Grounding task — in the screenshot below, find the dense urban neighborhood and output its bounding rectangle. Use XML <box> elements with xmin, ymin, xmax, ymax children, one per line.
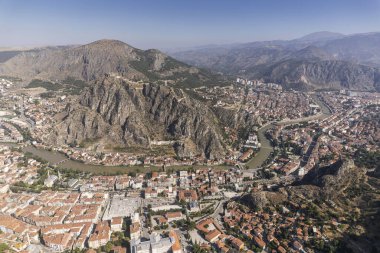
<box><xmin>0</xmin><ymin>73</ymin><xmax>379</xmax><ymax>253</ymax></box>
<box><xmin>2</xmin><ymin>0</ymin><xmax>380</xmax><ymax>252</ymax></box>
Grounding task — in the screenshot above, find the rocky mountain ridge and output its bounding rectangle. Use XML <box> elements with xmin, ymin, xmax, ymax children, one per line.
<box><xmin>49</xmin><ymin>76</ymin><xmax>226</xmax><ymax>159</ymax></box>
<box><xmin>241</xmin><ymin>160</ymin><xmax>366</xmax><ymax>209</ymax></box>
<box><xmin>0</xmin><ymin>39</ymin><xmax>226</xmax><ymax>88</ymax></box>
<box><xmin>172</xmin><ymin>32</ymin><xmax>380</xmax><ymax>91</ymax></box>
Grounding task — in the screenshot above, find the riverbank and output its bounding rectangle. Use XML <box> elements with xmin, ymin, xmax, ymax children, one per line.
<box><xmin>15</xmin><ymin>93</ymin><xmax>332</xmax><ymax>174</ymax></box>
<box><xmin>21</xmin><ymin>146</ymin><xmax>230</xmax><ymax>175</ymax></box>
<box><xmin>245</xmin><ymin>124</ymin><xmax>274</xmax><ymax>169</ymax></box>
<box><xmin>245</xmin><ymin>93</ymin><xmax>332</xmax><ymax>169</ymax></box>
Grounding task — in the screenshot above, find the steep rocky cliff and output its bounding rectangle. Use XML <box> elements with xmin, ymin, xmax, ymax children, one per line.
<box><xmin>241</xmin><ymin>160</ymin><xmax>368</xmax><ymax>209</ymax></box>
<box><xmin>50</xmin><ymin>76</ymin><xmax>226</xmax><ymax>159</ymax></box>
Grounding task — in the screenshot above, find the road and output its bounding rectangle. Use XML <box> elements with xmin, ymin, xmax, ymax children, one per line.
<box><xmin>300</xmin><ymin>134</ymin><xmax>320</xmax><ymax>167</ymax></box>
<box><xmin>188</xmin><ymin>198</ymin><xmax>227</xmax><ymax>249</ymax></box>
<box><xmin>100</xmin><ymin>195</ymin><xmax>111</xmax><ymax>221</ymax></box>
<box><xmin>300</xmin><ymin>104</ymin><xmax>359</xmax><ymax>168</ymax></box>
<box><xmin>245</xmin><ymin>93</ymin><xmax>332</xmax><ymax>169</ymax></box>
<box><xmin>20</xmin><ymin>96</ymin><xmax>35</xmax><ymax>130</ymax></box>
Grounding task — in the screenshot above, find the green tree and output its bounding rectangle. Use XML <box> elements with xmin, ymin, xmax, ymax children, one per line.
<box><xmin>0</xmin><ymin>243</ymin><xmax>10</xmax><ymax>253</ymax></box>
<box><xmin>104</xmin><ymin>241</ymin><xmax>114</xmax><ymax>252</ymax></box>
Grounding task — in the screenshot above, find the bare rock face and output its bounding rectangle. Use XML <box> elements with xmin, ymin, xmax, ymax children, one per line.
<box><xmin>241</xmin><ymin>191</ymin><xmax>288</xmax><ymax>210</ymax></box>
<box><xmin>50</xmin><ymin>76</ymin><xmax>226</xmax><ymax>159</ymax></box>
<box><xmin>298</xmin><ymin>159</ymin><xmax>367</xmax><ymax>200</ymax></box>
<box><xmin>316</xmin><ymin>160</ymin><xmax>367</xmax><ymax>200</ymax></box>
<box><xmin>241</xmin><ymin>160</ymin><xmax>366</xmax><ymax>210</ymax></box>
<box><xmin>213</xmin><ymin>106</ymin><xmax>260</xmax><ymax>131</ymax></box>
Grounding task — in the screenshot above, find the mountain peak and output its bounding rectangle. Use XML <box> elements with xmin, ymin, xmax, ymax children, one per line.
<box><xmin>297</xmin><ymin>31</ymin><xmax>345</xmax><ymax>42</ymax></box>
<box><xmin>0</xmin><ymin>38</ymin><xmax>224</xmax><ymax>87</ymax></box>
<box><xmin>85</xmin><ymin>39</ymin><xmax>135</xmax><ymax>49</ymax></box>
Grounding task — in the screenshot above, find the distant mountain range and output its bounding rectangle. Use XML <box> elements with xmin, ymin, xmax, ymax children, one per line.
<box><xmin>0</xmin><ymin>35</ymin><xmax>378</xmax><ymax>157</ymax></box>
<box><xmin>2</xmin><ymin>32</ymin><xmax>380</xmax><ymax>91</ymax></box>
<box><xmin>0</xmin><ymin>46</ymin><xmax>77</xmax><ymax>63</ymax></box>
<box><xmin>171</xmin><ymin>32</ymin><xmax>380</xmax><ymax>91</ymax></box>
<box><xmin>0</xmin><ymin>39</ymin><xmax>227</xmax><ymax>88</ymax></box>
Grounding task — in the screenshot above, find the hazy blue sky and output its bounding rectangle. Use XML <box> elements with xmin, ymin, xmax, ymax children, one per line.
<box><xmin>0</xmin><ymin>0</ymin><xmax>379</xmax><ymax>49</ymax></box>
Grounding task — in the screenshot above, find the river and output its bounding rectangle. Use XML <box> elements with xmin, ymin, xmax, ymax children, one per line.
<box><xmin>19</xmin><ymin>93</ymin><xmax>332</xmax><ymax>173</ymax></box>
<box><xmin>22</xmin><ymin>146</ymin><xmax>147</xmax><ymax>174</ymax></box>
<box><xmin>245</xmin><ymin>93</ymin><xmax>332</xmax><ymax>169</ymax></box>
<box><xmin>21</xmin><ymin>146</ymin><xmax>230</xmax><ymax>174</ymax></box>
<box><xmin>245</xmin><ymin>124</ymin><xmax>274</xmax><ymax>169</ymax></box>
